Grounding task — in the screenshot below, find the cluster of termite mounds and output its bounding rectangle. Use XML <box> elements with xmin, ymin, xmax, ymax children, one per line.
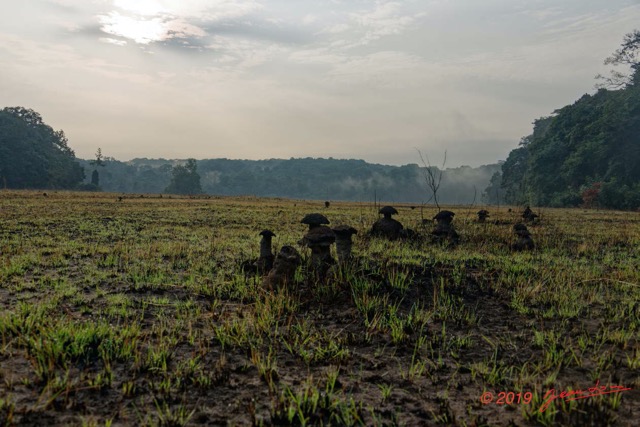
<box><xmin>248</xmin><ymin>204</ymin><xmax>539</xmax><ymax>288</ymax></box>
<box><xmin>257</xmin><ymin>213</ymin><xmax>360</xmax><ymax>288</ymax></box>
<box><xmin>366</xmin><ymin>204</ymin><xmax>537</xmax><ymax>250</ymax></box>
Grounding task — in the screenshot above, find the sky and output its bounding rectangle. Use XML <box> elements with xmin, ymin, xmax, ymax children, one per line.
<box><xmin>1</xmin><ymin>0</ymin><xmax>639</xmax><ymax>167</ymax></box>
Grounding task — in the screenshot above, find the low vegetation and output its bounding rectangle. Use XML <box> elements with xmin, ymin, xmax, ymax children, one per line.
<box><xmin>0</xmin><ymin>191</ymin><xmax>638</xmax><ymax>426</ymax></box>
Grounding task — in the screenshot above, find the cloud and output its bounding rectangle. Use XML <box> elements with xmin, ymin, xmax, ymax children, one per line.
<box><xmin>99</xmin><ymin>37</ymin><xmax>127</xmax><ymax>46</ymax></box>
<box><xmin>518</xmin><ymin>6</ymin><xmax>563</xmax><ymax>21</ymax></box>
<box><xmin>43</xmin><ymin>0</ymin><xmax>82</xmax><ymax>11</ymax></box>
<box><xmin>325</xmin><ymin>51</ymin><xmax>431</xmax><ymax>88</ymax></box>
<box><xmin>352</xmin><ymin>1</ymin><xmax>417</xmax><ymax>41</ymax></box>
<box><xmin>322</xmin><ymin>23</ymin><xmax>350</xmax><ymax>35</ymax></box>
<box><xmin>206</xmin><ymin>36</ymin><xmax>289</xmax><ymax>68</ymax></box>
<box><xmin>111</xmin><ymin>0</ymin><xmax>262</xmax><ymax>20</ymax></box>
<box><xmin>327</xmin><ymin>1</ymin><xmax>423</xmax><ymax>49</ymax></box>
<box><xmin>197</xmin><ymin>19</ymin><xmax>315</xmax><ymax>46</ymax></box>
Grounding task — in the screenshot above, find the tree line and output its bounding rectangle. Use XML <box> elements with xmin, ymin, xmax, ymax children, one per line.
<box><xmin>75</xmin><ymin>156</ymin><xmax>500</xmax><ymax>204</ymax></box>
<box><xmin>0</xmin><ymin>105</ymin><xmax>499</xmax><ymax>203</ymax></box>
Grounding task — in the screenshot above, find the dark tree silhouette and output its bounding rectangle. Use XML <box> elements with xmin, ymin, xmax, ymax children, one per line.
<box><xmin>165</xmin><ymin>159</ymin><xmax>202</xmax><ymax>195</ymax></box>
<box><xmin>0</xmin><ymin>107</ymin><xmax>84</xmax><ymax>189</ymax></box>
<box><xmin>89</xmin><ymin>148</ymin><xmax>106</xmax><ymax>188</ymax></box>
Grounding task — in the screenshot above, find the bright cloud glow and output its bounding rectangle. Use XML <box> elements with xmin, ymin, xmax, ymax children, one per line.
<box><xmin>98</xmin><ymin>11</ymin><xmax>207</xmax><ymax>45</ymax></box>
<box><xmin>99</xmin><ymin>12</ymin><xmax>167</xmax><ymax>44</ymax></box>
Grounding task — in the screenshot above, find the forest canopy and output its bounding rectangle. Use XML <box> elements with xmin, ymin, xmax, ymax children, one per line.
<box><xmin>490</xmin><ymin>31</ymin><xmax>640</xmax><ymax>210</ymax></box>
<box><xmin>0</xmin><ymin>107</ymin><xmax>84</xmax><ymax>189</ymax></box>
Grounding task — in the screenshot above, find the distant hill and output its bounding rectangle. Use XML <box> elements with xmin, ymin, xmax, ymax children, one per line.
<box><xmin>77</xmin><ymin>157</ymin><xmax>501</xmax><ymax>205</ymax></box>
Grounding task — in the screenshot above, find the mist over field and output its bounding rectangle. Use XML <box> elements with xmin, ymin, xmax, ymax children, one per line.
<box><xmin>74</xmin><ymin>157</ymin><xmax>502</xmax><ymax>205</ymax></box>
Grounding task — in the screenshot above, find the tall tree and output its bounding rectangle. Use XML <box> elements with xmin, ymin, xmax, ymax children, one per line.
<box><xmin>165</xmin><ymin>159</ymin><xmax>202</xmax><ymax>195</ymax></box>
<box><xmin>89</xmin><ymin>147</ymin><xmax>106</xmax><ymax>188</ymax></box>
<box><xmin>0</xmin><ymin>107</ymin><xmax>84</xmax><ymax>189</ymax></box>
<box><xmin>482</xmin><ymin>168</ymin><xmax>503</xmax><ymax>205</ymax></box>
<box><xmin>596</xmin><ymin>29</ymin><xmax>640</xmax><ymax>89</ymax></box>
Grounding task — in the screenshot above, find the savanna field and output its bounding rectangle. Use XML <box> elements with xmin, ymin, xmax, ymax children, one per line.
<box><xmin>0</xmin><ymin>191</ymin><xmax>638</xmax><ymax>426</ymax></box>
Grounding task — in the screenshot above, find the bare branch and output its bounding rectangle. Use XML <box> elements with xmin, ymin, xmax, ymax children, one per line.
<box><xmin>415</xmin><ymin>148</ymin><xmax>447</xmax><ymax>211</ymax></box>
<box><xmin>595</xmin><ymin>70</ymin><xmax>632</xmax><ymax>90</ymax></box>
<box><xmin>596</xmin><ymin>29</ymin><xmax>640</xmax><ymax>89</ymax></box>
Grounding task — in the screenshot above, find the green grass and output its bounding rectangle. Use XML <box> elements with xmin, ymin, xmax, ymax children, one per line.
<box><xmin>0</xmin><ymin>190</ymin><xmax>638</xmax><ymax>426</ymax></box>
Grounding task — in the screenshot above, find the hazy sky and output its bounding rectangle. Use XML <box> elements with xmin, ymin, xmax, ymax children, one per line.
<box><xmin>1</xmin><ymin>1</ymin><xmax>638</xmax><ymax>166</ymax></box>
